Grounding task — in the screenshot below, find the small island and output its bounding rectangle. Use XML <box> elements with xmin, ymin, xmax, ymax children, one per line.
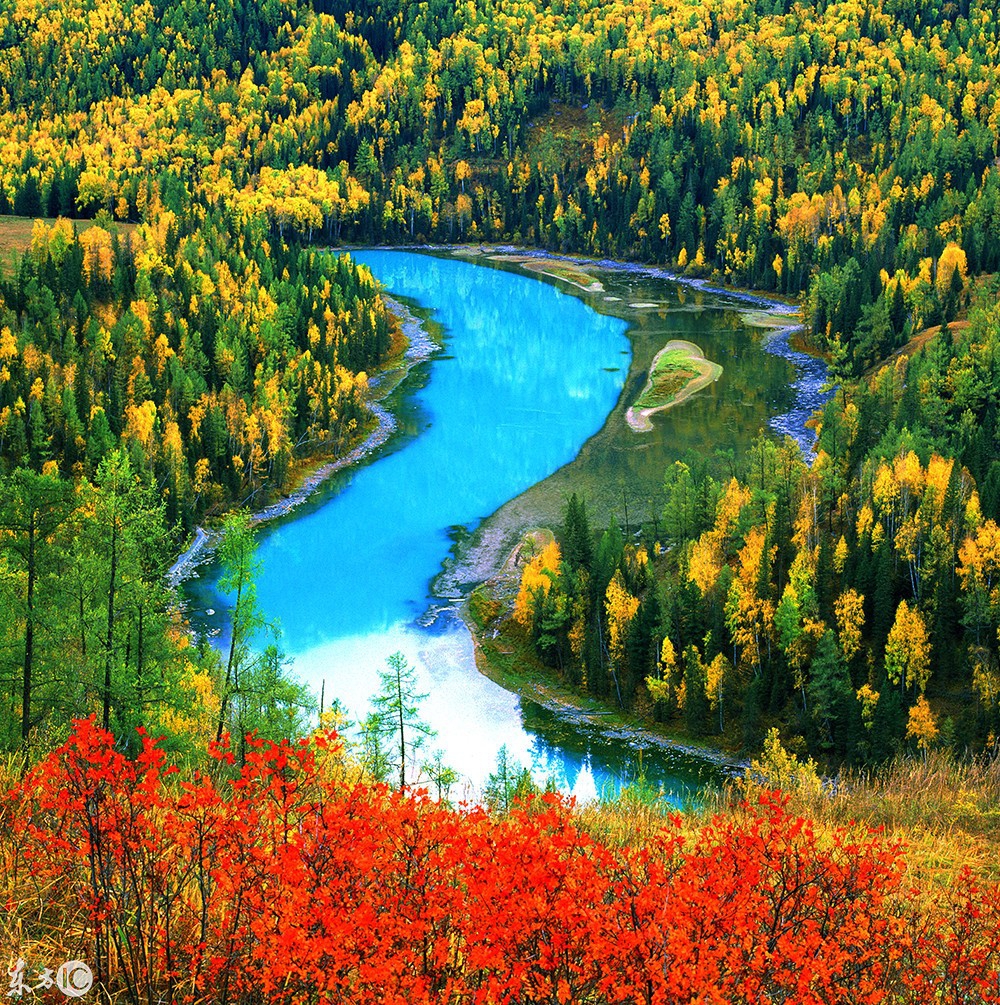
<box><xmin>477</xmin><ymin>251</ymin><xmax>606</xmax><ymax>292</ymax></box>
<box><xmin>626</xmin><ymin>339</ymin><xmax>723</xmax><ymax>431</ymax></box>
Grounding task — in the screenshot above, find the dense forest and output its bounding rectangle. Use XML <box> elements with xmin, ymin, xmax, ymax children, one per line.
<box><xmin>0</xmin><ymin>0</ymin><xmax>999</xmax><ymax>764</ymax></box>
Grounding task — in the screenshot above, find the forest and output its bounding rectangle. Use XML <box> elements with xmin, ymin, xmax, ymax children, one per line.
<box><xmin>0</xmin><ymin>0</ymin><xmax>998</xmax><ymax>763</ymax></box>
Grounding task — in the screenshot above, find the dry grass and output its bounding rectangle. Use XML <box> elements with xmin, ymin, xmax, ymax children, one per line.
<box><xmin>574</xmin><ymin>787</ymin><xmax>688</xmax><ymax>849</ymax></box>
<box><xmin>802</xmin><ymin>751</ymin><xmax>1000</xmax><ymax>886</ymax></box>
<box><xmin>0</xmin><ymin>216</ymin><xmax>43</xmax><ymax>257</ymax></box>
<box><xmin>825</xmin><ymin>751</ymin><xmax>1000</xmax><ymax>835</ymax></box>
<box><xmin>575</xmin><ymin>749</ymin><xmax>1000</xmax><ymax>894</ymax></box>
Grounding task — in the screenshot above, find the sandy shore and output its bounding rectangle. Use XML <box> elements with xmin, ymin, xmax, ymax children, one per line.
<box><xmin>483</xmin><ymin>253</ymin><xmax>606</xmax><ymax>292</ymax></box>
<box><xmin>166</xmin><ymin>296</ymin><xmax>436</xmax><ymax>589</ymax></box>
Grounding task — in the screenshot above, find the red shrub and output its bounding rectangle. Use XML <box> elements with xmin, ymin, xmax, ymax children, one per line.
<box><xmin>2</xmin><ymin>719</ymin><xmax>999</xmax><ymax>1005</ymax></box>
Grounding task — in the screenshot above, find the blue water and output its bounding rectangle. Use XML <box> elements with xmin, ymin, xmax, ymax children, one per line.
<box><xmin>185</xmin><ymin>251</ymin><xmax>723</xmax><ymax>801</ymax></box>
<box><xmin>256</xmin><ymin>251</ymin><xmax>629</xmax><ymax>645</ymax></box>
<box><xmin>764</xmin><ymin>325</ymin><xmax>834</xmax><ymax>453</ymax></box>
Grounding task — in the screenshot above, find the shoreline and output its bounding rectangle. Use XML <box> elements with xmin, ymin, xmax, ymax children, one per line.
<box><xmin>464</xmin><ymin>529</ymin><xmax>744</xmax><ymax>775</ymax></box>
<box><xmin>166</xmin><ymin>296</ymin><xmax>436</xmax><ymax>590</ymax></box>
<box><xmin>760</xmin><ymin>322</ymin><xmax>833</xmax><ymax>456</ymax></box>
<box><xmin>170</xmin><ymin>243</ymin><xmax>807</xmax><ymax>594</ymax></box>
<box><xmin>346</xmin><ymin>242</ymin><xmax>804</xmax><ymax>317</ymax></box>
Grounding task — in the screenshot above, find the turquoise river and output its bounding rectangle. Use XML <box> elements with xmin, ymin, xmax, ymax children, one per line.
<box><xmin>183</xmin><ymin>250</ymin><xmax>828</xmax><ymax>803</ymax></box>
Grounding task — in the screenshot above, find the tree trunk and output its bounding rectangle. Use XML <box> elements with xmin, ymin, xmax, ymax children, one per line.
<box><xmin>102</xmin><ymin>514</ymin><xmax>118</xmax><ymax>732</ymax></box>
<box><xmin>396</xmin><ymin>660</ymin><xmax>406</xmax><ymax>790</ymax></box>
<box><xmin>216</xmin><ymin>561</ymin><xmax>244</xmax><ymax>743</ymax></box>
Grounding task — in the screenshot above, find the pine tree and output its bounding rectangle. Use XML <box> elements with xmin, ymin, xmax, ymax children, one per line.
<box><xmin>371</xmin><ymin>651</ymin><xmax>435</xmax><ymax>790</ymax></box>
<box><xmin>561</xmin><ymin>493</ymin><xmax>592</xmax><ymax>571</ymax></box>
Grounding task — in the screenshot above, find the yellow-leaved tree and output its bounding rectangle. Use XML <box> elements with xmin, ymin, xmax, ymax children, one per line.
<box><xmin>605</xmin><ymin>570</ymin><xmax>639</xmax><ymax>707</ymax></box>
<box><xmin>513</xmin><ymin>539</ymin><xmax>561</xmax><ymax>629</ymax></box>
<box><xmin>646</xmin><ymin>636</ymin><xmax>678</xmax><ymax>705</ymax></box>
<box><xmin>834</xmin><ymin>588</ymin><xmax>865</xmax><ymax>663</ymax></box>
<box><xmin>885</xmin><ymin>599</ymin><xmax>931</xmax><ymax>693</ymax></box>
<box><xmin>906</xmin><ymin>695</ymin><xmax>939</xmax><ymax>758</ymax></box>
<box><xmin>741</xmin><ymin>727</ymin><xmax>822</xmax><ymax>800</ymax></box>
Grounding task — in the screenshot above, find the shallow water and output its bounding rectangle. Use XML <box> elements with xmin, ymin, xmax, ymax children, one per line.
<box><xmin>184</xmin><ymin>251</ymin><xmax>825</xmax><ymax>800</ymax></box>
<box><xmin>764</xmin><ymin>326</ymin><xmax>833</xmax><ymax>453</ymax></box>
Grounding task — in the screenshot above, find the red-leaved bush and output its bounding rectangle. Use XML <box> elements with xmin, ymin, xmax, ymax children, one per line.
<box><xmin>2</xmin><ymin>717</ymin><xmax>999</xmax><ymax>1003</ymax></box>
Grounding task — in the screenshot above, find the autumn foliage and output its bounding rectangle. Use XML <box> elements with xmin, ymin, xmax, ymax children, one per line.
<box><xmin>3</xmin><ymin>718</ymin><xmax>1000</xmax><ymax>1003</ymax></box>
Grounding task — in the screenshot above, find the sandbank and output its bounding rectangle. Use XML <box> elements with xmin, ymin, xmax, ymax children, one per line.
<box><xmin>626</xmin><ymin>339</ymin><xmax>723</xmax><ymax>432</ymax></box>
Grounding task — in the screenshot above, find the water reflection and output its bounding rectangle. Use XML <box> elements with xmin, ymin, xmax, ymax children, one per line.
<box><xmin>518</xmin><ymin>703</ymin><xmax>717</xmax><ymax>808</ymax></box>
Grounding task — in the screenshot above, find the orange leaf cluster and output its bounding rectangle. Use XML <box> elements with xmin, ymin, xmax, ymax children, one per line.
<box><xmin>3</xmin><ymin>718</ymin><xmax>1000</xmax><ymax>1003</ymax></box>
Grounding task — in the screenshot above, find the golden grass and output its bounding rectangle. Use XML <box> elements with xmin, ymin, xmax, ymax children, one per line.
<box><xmin>0</xmin><ymin>216</ymin><xmax>43</xmax><ymax>257</ymax></box>
<box><xmin>579</xmin><ymin>748</ymin><xmax>1000</xmax><ymax>896</ymax></box>
<box><xmin>796</xmin><ymin>751</ymin><xmax>1000</xmax><ymax>886</ymax></box>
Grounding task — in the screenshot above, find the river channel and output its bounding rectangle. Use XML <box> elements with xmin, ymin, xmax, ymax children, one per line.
<box><xmin>181</xmin><ymin>250</ymin><xmax>830</xmax><ymax>803</ymax></box>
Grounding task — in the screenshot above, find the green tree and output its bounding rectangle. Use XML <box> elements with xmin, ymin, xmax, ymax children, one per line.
<box><xmin>211</xmin><ymin>513</ymin><xmax>310</xmax><ymax>759</ymax></box>
<box><xmin>0</xmin><ymin>469</ymin><xmax>74</xmax><ymax>753</ymax></box>
<box><xmin>808</xmin><ymin>629</ymin><xmax>854</xmax><ymax>753</ymax></box>
<box><xmin>483</xmin><ymin>743</ymin><xmax>539</xmax><ymax>813</ymax></box>
<box><xmin>234</xmin><ymin>644</ymin><xmax>314</xmax><ymax>747</ymax></box>
<box><xmin>561</xmin><ymin>492</ymin><xmax>592</xmax><ymax>571</ymax></box>
<box><xmin>683</xmin><ymin>644</ymin><xmax>710</xmax><ymax>737</ymax></box>
<box><xmin>422</xmin><ymin>749</ymin><xmax>459</xmax><ymax>803</ymax></box>
<box><xmin>370</xmin><ymin>650</ymin><xmax>434</xmax><ymax>790</ymax></box>
<box><xmin>360</xmin><ymin>710</ymin><xmax>392</xmax><ymax>784</ymax></box>
<box><xmin>662</xmin><ymin>461</ymin><xmax>700</xmax><ymax>547</ymax></box>
<box><xmin>88</xmin><ymin>450</ymin><xmax>174</xmax><ymax>736</ymax></box>
<box><xmin>215</xmin><ymin>511</ymin><xmax>271</xmax><ymax>755</ymax></box>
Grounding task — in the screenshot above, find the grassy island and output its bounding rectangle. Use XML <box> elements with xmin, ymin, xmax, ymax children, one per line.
<box><xmin>626</xmin><ymin>339</ymin><xmax>723</xmax><ymax>431</ymax></box>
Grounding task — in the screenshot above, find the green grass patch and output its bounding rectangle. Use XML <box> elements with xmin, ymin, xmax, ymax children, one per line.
<box><xmin>634</xmin><ymin>347</ymin><xmax>699</xmax><ymax>409</ymax></box>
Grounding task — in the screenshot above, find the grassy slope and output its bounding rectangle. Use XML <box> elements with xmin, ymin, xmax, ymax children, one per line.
<box><xmin>578</xmin><ymin>749</ymin><xmax>1000</xmax><ymax>894</ymax></box>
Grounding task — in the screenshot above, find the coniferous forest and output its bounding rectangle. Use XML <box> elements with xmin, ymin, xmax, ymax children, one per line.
<box><xmin>3</xmin><ymin>0</ymin><xmax>1000</xmax><ymax>999</ymax></box>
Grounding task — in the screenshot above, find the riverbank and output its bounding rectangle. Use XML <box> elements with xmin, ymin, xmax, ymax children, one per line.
<box><xmin>420</xmin><ymin>248</ymin><xmax>825</xmax><ymax>773</ymax></box>
<box><xmin>465</xmin><ymin>527</ymin><xmax>743</xmax><ymax>773</ymax></box>
<box><xmin>430</xmin><ymin>247</ymin><xmax>818</xmax><ymax>600</ymax></box>
<box><xmin>166</xmin><ymin>295</ymin><xmax>437</xmax><ymax>590</ymax></box>
<box><xmin>484</xmin><ymin>252</ymin><xmax>606</xmax><ymax>293</ymax></box>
